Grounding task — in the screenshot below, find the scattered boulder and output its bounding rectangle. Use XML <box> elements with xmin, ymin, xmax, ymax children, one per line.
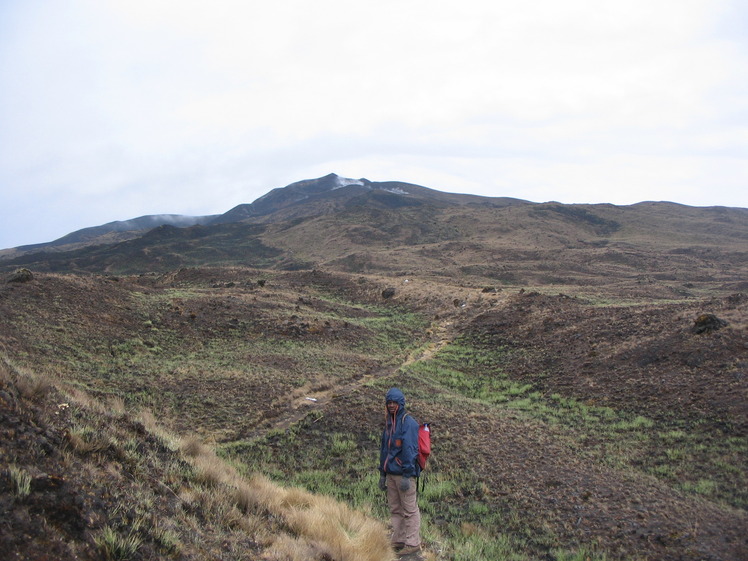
<box><xmin>7</xmin><ymin>268</ymin><xmax>33</xmax><ymax>283</ymax></box>
<box><xmin>382</xmin><ymin>287</ymin><xmax>396</xmax><ymax>299</ymax></box>
<box><xmin>691</xmin><ymin>313</ymin><xmax>728</xmax><ymax>334</ymax></box>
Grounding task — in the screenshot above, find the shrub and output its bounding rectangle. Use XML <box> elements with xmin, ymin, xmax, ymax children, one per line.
<box><xmin>94</xmin><ymin>526</ymin><xmax>142</xmax><ymax>561</ymax></box>
<box><xmin>9</xmin><ymin>465</ymin><xmax>31</xmax><ymax>498</ymax></box>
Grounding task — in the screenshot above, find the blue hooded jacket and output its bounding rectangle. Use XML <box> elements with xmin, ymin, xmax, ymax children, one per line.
<box><xmin>379</xmin><ymin>388</ymin><xmax>420</xmax><ymax>478</ymax></box>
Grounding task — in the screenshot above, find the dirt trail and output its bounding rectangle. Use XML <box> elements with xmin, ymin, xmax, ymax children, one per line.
<box><xmin>242</xmin><ymin>317</ymin><xmax>458</xmax><ymax>444</ymax></box>
<box><xmin>402</xmin><ymin>320</ymin><xmax>455</xmax><ymax>367</ymax></box>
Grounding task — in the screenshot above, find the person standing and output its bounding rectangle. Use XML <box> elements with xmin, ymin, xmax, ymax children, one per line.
<box><xmin>378</xmin><ymin>387</ymin><xmax>421</xmax><ymax>556</ymax></box>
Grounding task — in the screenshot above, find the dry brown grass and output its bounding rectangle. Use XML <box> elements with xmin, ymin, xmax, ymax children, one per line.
<box><xmin>191</xmin><ymin>452</ymin><xmax>229</xmax><ymax>488</ymax></box>
<box><xmin>283</xmin><ymin>492</ymin><xmax>393</xmax><ymax>561</ymax></box>
<box><xmin>236</xmin><ymin>473</ymin><xmax>393</xmax><ymax>561</ymax></box>
<box><xmin>177</xmin><ymin>435</ymin><xmax>393</xmax><ymax>561</ymax></box>
<box><xmin>15</xmin><ymin>372</ymin><xmax>53</xmax><ymax>401</ymax></box>
<box><xmin>107</xmin><ymin>396</ymin><xmax>126</xmax><ymax>416</ymax></box>
<box><xmin>180</xmin><ymin>435</ymin><xmax>214</xmax><ymax>458</ymax></box>
<box><xmin>263</xmin><ymin>534</ymin><xmax>326</xmax><ymax>561</ymax></box>
<box><xmin>0</xmin><ymin>354</ymin><xmax>54</xmax><ymax>401</ymax></box>
<box><xmin>65</xmin><ymin>425</ymin><xmax>110</xmax><ymax>455</ymax></box>
<box><xmin>1</xmin><ymin>352</ymin><xmax>394</xmax><ymax>561</ymax></box>
<box><xmin>65</xmin><ymin>386</ymin><xmax>106</xmax><ymax>413</ymax></box>
<box><xmin>137</xmin><ymin>408</ymin><xmax>181</xmax><ymax>451</ymax></box>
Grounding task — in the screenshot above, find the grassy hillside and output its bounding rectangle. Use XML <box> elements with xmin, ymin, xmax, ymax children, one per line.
<box><xmin>2</xmin><ymin>267</ymin><xmax>745</xmax><ymax>560</ymax></box>
<box><xmin>1</xmin><ymin>357</ymin><xmax>392</xmax><ymax>561</ymax></box>
<box><xmin>3</xmin><ymin>202</ymin><xmax>747</xmax><ymax>305</ymax></box>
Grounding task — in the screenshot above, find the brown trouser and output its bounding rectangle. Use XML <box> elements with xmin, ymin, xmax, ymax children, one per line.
<box><xmin>386</xmin><ymin>474</ymin><xmax>421</xmax><ymax>548</ymax></box>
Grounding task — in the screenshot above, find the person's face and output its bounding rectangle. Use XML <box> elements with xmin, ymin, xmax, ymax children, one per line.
<box><xmin>386</xmin><ymin>400</ymin><xmax>398</xmax><ymax>414</ymax></box>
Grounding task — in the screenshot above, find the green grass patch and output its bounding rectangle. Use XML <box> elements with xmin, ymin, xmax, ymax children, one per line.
<box><xmin>402</xmin><ymin>339</ymin><xmax>747</xmax><ymax>509</ymax></box>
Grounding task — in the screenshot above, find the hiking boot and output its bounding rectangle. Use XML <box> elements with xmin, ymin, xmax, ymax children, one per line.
<box><xmin>391</xmin><ymin>542</ymin><xmax>405</xmax><ymax>552</ymax></box>
<box><xmin>397</xmin><ymin>544</ymin><xmax>421</xmax><ymax>556</ymax></box>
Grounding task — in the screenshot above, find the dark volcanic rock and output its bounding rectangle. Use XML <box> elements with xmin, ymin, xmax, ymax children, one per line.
<box><xmin>7</xmin><ymin>268</ymin><xmax>33</xmax><ymax>283</ymax></box>
<box><xmin>691</xmin><ymin>313</ymin><xmax>728</xmax><ymax>334</ymax></box>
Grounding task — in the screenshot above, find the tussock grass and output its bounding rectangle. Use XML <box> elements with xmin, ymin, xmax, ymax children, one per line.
<box><xmin>9</xmin><ymin>464</ymin><xmax>32</xmax><ymax>498</ymax></box>
<box><xmin>107</xmin><ymin>395</ymin><xmax>126</xmax><ymax>415</ymax></box>
<box><xmin>195</xmin><ymin>433</ymin><xmax>395</xmax><ymax>559</ymax></box>
<box><xmin>180</xmin><ymin>433</ymin><xmax>393</xmax><ymax>561</ymax></box>
<box><xmin>94</xmin><ymin>525</ymin><xmax>142</xmax><ymax>561</ymax></box>
<box><xmin>150</xmin><ymin>523</ymin><xmax>181</xmax><ymax>555</ymax></box>
<box><xmin>65</xmin><ymin>385</ymin><xmax>108</xmax><ymax>413</ymax></box>
<box><xmin>65</xmin><ymin>423</ymin><xmax>111</xmax><ymax>454</ymax></box>
<box><xmin>136</xmin><ymin>408</ymin><xmax>181</xmax><ymax>451</ymax></box>
<box><xmin>2</xmin><ymin>354</ymin><xmax>395</xmax><ymax>561</ymax></box>
<box><xmin>285</xmin><ymin>494</ymin><xmax>392</xmax><ymax>561</ymax></box>
<box><xmin>0</xmin><ymin>354</ymin><xmax>53</xmax><ymax>401</ymax></box>
<box><xmin>181</xmin><ymin>434</ymin><xmax>214</xmax><ymax>458</ymax></box>
<box><xmin>15</xmin><ymin>371</ymin><xmax>53</xmax><ymax>401</ymax></box>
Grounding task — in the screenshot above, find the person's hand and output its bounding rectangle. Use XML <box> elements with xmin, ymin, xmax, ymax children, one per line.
<box><xmin>399</xmin><ymin>477</ymin><xmax>410</xmax><ymax>491</ymax></box>
<box><xmin>378</xmin><ymin>474</ymin><xmax>387</xmax><ymax>491</ymax></box>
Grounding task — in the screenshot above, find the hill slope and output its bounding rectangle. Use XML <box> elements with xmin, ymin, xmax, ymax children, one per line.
<box><xmin>1</xmin><ymin>336</ymin><xmax>392</xmax><ymax>561</ymax></box>
<box><xmin>1</xmin><ymin>175</ymin><xmax>746</xmax><ymax>304</ymax></box>
<box><xmin>2</xmin><ymin>214</ymin><xmax>219</xmax><ymax>259</ymax></box>
<box><xmin>1</xmin><ymin>268</ymin><xmax>745</xmax><ymax>560</ymax></box>
<box><xmin>1</xmin><ymin>174</ymin><xmax>747</xmax><ymax>560</ymax></box>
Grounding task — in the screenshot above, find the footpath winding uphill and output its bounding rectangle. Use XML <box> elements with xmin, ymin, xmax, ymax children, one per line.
<box><xmin>284</xmin><ymin>286</ymin><xmax>748</xmax><ymax>561</ymax></box>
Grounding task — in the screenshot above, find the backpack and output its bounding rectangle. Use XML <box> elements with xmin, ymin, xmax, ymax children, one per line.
<box><xmin>416</xmin><ymin>423</ymin><xmax>431</xmax><ymax>472</ymax></box>
<box><xmin>406</xmin><ymin>416</ymin><xmax>431</xmax><ymax>492</ymax></box>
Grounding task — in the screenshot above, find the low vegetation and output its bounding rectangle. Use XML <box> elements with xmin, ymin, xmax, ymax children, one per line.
<box><xmin>1</xmin><ymin>358</ymin><xmax>392</xmax><ymax>561</ymax></box>
<box><xmin>1</xmin><ymin>266</ymin><xmax>746</xmax><ymax>560</ymax></box>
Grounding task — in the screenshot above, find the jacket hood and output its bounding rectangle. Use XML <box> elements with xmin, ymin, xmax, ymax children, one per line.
<box><xmin>385</xmin><ymin>387</ymin><xmax>406</xmax><ymax>409</ymax></box>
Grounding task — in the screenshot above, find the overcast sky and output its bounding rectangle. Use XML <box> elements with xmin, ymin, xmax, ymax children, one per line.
<box><xmin>1</xmin><ymin>0</ymin><xmax>747</xmax><ymax>250</ymax></box>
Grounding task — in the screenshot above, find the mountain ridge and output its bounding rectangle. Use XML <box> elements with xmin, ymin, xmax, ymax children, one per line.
<box><xmin>1</xmin><ymin>173</ymin><xmax>747</xmax><ymax>301</ymax></box>
<box><xmin>0</xmin><ymin>173</ymin><xmax>530</xmax><ymax>256</ymax></box>
<box><xmin>4</xmin><ymin>172</ymin><xmax>745</xmax><ymax>256</ymax></box>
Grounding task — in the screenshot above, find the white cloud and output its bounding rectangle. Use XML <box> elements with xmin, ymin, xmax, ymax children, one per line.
<box><xmin>0</xmin><ymin>0</ymin><xmax>746</xmax><ymax>249</ymax></box>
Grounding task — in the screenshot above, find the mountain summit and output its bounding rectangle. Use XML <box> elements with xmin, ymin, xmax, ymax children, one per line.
<box><xmin>211</xmin><ymin>173</ymin><xmax>523</xmax><ymax>225</ymax></box>
<box><xmin>1</xmin><ymin>173</ymin><xmax>522</xmax><ymax>257</ymax></box>
<box><xmin>212</xmin><ymin>173</ymin><xmax>373</xmax><ymax>224</ymax></box>
<box><xmin>1</xmin><ymin>173</ymin><xmax>746</xmax><ymax>294</ymax></box>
